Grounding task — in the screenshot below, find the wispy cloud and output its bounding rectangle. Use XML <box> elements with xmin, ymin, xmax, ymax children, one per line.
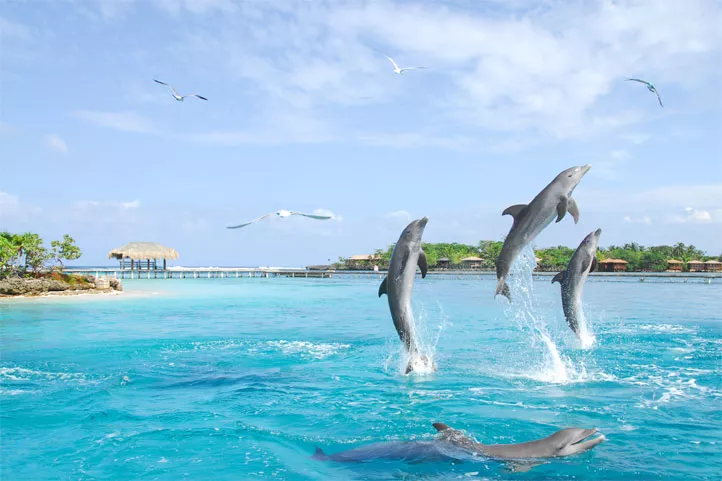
<box><xmin>44</xmin><ymin>134</ymin><xmax>68</xmax><ymax>154</ymax></box>
<box><xmin>672</xmin><ymin>207</ymin><xmax>720</xmax><ymax>224</ymax></box>
<box><xmin>74</xmin><ymin>110</ymin><xmax>159</xmax><ymax>134</ymax></box>
<box><xmin>0</xmin><ymin>191</ymin><xmax>42</xmax><ymax>221</ymax></box>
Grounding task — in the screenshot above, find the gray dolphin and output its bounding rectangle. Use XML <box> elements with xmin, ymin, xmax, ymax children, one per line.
<box><xmin>495</xmin><ymin>165</ymin><xmax>591</xmax><ymax>300</ymax></box>
<box><xmin>312</xmin><ymin>422</ymin><xmax>605</xmax><ymax>466</ymax></box>
<box><xmin>378</xmin><ymin>217</ymin><xmax>429</xmax><ymax>374</ymax></box>
<box><xmin>552</xmin><ymin>228</ymin><xmax>602</xmax><ymax>338</ymax></box>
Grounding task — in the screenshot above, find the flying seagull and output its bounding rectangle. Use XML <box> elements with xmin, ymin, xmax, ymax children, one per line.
<box><xmin>227</xmin><ymin>210</ymin><xmax>333</xmax><ymax>229</ymax></box>
<box><xmin>384</xmin><ymin>55</ymin><xmax>427</xmax><ymax>75</ymax></box>
<box><xmin>625</xmin><ymin>78</ymin><xmax>663</xmax><ymax>107</ymax></box>
<box><xmin>153</xmin><ymin>79</ymin><xmax>208</xmax><ymax>101</ymax></box>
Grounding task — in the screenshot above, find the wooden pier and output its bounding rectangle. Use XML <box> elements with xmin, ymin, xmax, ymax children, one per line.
<box><xmin>62</xmin><ymin>268</ymin><xmax>721</xmax><ymax>284</ymax></box>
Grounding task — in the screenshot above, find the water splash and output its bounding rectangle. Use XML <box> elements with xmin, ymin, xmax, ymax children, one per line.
<box><xmin>577</xmin><ymin>311</ymin><xmax>596</xmax><ymax>349</ymax></box>
<box><xmin>501</xmin><ymin>246</ymin><xmax>582</xmax><ymax>383</ymax></box>
<box><xmin>384</xmin><ymin>300</ymin><xmax>447</xmax><ymax>376</ymax></box>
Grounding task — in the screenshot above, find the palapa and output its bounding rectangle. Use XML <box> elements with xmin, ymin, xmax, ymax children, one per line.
<box><xmin>108</xmin><ymin>242</ymin><xmax>179</xmax><ymax>261</ymax></box>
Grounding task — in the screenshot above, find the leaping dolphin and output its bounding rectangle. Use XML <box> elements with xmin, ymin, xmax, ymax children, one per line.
<box><xmin>378</xmin><ymin>217</ymin><xmax>430</xmax><ymax>374</ymax></box>
<box><xmin>312</xmin><ymin>422</ymin><xmax>605</xmax><ymax>467</ymax></box>
<box><xmin>495</xmin><ymin>165</ymin><xmax>591</xmax><ymax>301</ymax></box>
<box><xmin>552</xmin><ymin>228</ymin><xmax>602</xmax><ymax>339</ymax></box>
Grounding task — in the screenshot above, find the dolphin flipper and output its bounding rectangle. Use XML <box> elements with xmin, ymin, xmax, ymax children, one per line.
<box><xmin>505</xmin><ymin>461</ymin><xmax>544</xmax><ymax>473</ymax></box>
<box><xmin>567</xmin><ymin>197</ymin><xmax>580</xmax><ymax>223</ymax></box>
<box><xmin>418</xmin><ymin>250</ymin><xmax>428</xmax><ymax>278</ymax></box>
<box><xmin>555</xmin><ymin>197</ymin><xmax>568</xmax><ymax>223</ymax></box>
<box><xmin>378</xmin><ymin>277</ymin><xmax>388</xmax><ymax>297</ymax></box>
<box><xmin>590</xmin><ymin>256</ymin><xmax>597</xmax><ymax>272</ymax></box>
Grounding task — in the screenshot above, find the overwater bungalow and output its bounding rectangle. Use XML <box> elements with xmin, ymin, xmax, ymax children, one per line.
<box><xmin>704</xmin><ymin>260</ymin><xmax>722</xmax><ymax>272</ymax></box>
<box><xmin>666</xmin><ymin>259</ymin><xmax>683</xmax><ymax>272</ymax></box>
<box><xmin>688</xmin><ymin>260</ymin><xmax>705</xmax><ymax>272</ymax></box>
<box><xmin>108</xmin><ymin>242</ymin><xmax>179</xmax><ymax>271</ymax></box>
<box><xmin>436</xmin><ymin>257</ymin><xmax>451</xmax><ymax>269</ymax></box>
<box><xmin>599</xmin><ymin>258</ymin><xmax>628</xmax><ymax>272</ymax></box>
<box><xmin>460</xmin><ymin>256</ymin><xmax>484</xmax><ymax>269</ymax></box>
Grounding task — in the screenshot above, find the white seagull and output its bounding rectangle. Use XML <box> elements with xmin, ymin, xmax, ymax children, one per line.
<box><xmin>227</xmin><ymin>210</ymin><xmax>334</xmax><ymax>229</ymax></box>
<box><xmin>153</xmin><ymin>79</ymin><xmax>208</xmax><ymax>101</ymax></box>
<box><xmin>384</xmin><ymin>55</ymin><xmax>427</xmax><ymax>75</ymax></box>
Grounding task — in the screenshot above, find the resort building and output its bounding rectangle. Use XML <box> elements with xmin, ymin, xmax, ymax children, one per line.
<box><xmin>599</xmin><ymin>258</ymin><xmax>628</xmax><ymax>272</ymax></box>
<box><xmin>688</xmin><ymin>260</ymin><xmax>705</xmax><ymax>272</ymax></box>
<box><xmin>666</xmin><ymin>259</ymin><xmax>683</xmax><ymax>272</ymax></box>
<box><xmin>460</xmin><ymin>256</ymin><xmax>484</xmax><ymax>269</ymax></box>
<box><xmin>344</xmin><ymin>254</ymin><xmax>379</xmax><ymax>270</ymax></box>
<box><xmin>704</xmin><ymin>260</ymin><xmax>722</xmax><ymax>272</ymax></box>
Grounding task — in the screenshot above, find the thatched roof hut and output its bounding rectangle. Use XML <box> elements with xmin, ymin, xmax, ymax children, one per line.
<box><xmin>108</xmin><ymin>242</ymin><xmax>179</xmax><ymax>270</ymax></box>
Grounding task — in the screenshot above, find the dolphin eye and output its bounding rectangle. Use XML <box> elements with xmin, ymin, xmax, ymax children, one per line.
<box><xmin>568</xmin><ymin>174</ymin><xmax>572</xmax><ymax>177</ymax></box>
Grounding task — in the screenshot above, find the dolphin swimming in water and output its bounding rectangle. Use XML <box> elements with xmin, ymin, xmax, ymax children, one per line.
<box><xmin>552</xmin><ymin>228</ymin><xmax>602</xmax><ymax>339</ymax></box>
<box><xmin>495</xmin><ymin>165</ymin><xmax>591</xmax><ymax>301</ymax></box>
<box><xmin>312</xmin><ymin>422</ymin><xmax>605</xmax><ymax>468</ymax></box>
<box><xmin>378</xmin><ymin>217</ymin><xmax>430</xmax><ymax>374</ymax></box>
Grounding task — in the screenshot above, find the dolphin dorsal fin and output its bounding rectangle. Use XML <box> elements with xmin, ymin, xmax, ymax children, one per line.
<box><xmin>590</xmin><ymin>256</ymin><xmax>597</xmax><ymax>273</ymax></box>
<box><xmin>556</xmin><ymin>197</ymin><xmax>568</xmax><ymax>223</ymax></box>
<box><xmin>567</xmin><ymin>197</ymin><xmax>580</xmax><ymax>224</ymax></box>
<box><xmin>551</xmin><ymin>270</ymin><xmax>566</xmax><ymax>284</ymax></box>
<box><xmin>418</xmin><ymin>250</ymin><xmax>428</xmax><ymax>278</ymax></box>
<box><xmin>432</xmin><ymin>422</ymin><xmax>452</xmax><ymax>432</ymax></box>
<box><xmin>502</xmin><ymin>204</ymin><xmax>527</xmax><ymax>219</ymax></box>
<box><xmin>378</xmin><ymin>276</ymin><xmax>388</xmax><ymax>297</ymax></box>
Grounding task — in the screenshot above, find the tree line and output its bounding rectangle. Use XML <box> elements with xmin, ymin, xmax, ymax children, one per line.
<box><xmin>345</xmin><ymin>241</ymin><xmax>721</xmax><ymax>272</ymax></box>
<box><xmin>0</xmin><ymin>232</ymin><xmax>82</xmax><ymax>279</ymax></box>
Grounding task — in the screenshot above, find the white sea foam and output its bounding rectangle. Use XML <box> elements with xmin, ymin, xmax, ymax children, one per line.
<box><xmin>265</xmin><ymin>340</ymin><xmax>350</xmax><ymax>359</ymax></box>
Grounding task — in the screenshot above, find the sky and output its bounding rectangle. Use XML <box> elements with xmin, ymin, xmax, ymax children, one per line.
<box><xmin>1</xmin><ymin>0</ymin><xmax>721</xmax><ymax>267</ymax></box>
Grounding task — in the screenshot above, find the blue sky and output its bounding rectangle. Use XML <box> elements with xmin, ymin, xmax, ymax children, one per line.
<box><xmin>1</xmin><ymin>0</ymin><xmax>721</xmax><ymax>267</ymax></box>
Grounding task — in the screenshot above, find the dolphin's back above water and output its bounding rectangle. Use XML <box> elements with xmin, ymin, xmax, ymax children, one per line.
<box><xmin>495</xmin><ymin>165</ymin><xmax>591</xmax><ymax>301</ymax></box>
<box><xmin>313</xmin><ymin>422</ymin><xmax>606</xmax><ymax>466</ymax></box>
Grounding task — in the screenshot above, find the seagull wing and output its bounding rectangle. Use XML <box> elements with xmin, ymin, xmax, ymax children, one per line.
<box><xmin>154</xmin><ymin>79</ymin><xmax>180</xmax><ymax>96</ymax></box>
<box><xmin>384</xmin><ymin>55</ymin><xmax>400</xmax><ymax>71</ymax></box>
<box><xmin>226</xmin><ymin>212</ymin><xmax>273</xmax><ymax>229</ymax></box>
<box><xmin>625</xmin><ymin>78</ymin><xmax>651</xmax><ymax>87</ymax></box>
<box><xmin>290</xmin><ymin>211</ymin><xmax>333</xmax><ymax>220</ymax></box>
<box><xmin>189</xmin><ymin>94</ymin><xmax>208</xmax><ymax>101</ymax></box>
<box><xmin>654</xmin><ymin>90</ymin><xmax>663</xmax><ymax>107</ymax></box>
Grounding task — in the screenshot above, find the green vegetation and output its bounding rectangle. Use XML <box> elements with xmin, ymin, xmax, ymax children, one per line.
<box><xmin>0</xmin><ymin>232</ymin><xmax>82</xmax><ymax>279</ymax></box>
<box><xmin>360</xmin><ymin>241</ymin><xmax>720</xmax><ymax>272</ymax></box>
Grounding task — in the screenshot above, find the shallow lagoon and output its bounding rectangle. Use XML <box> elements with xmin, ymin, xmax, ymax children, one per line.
<box><xmin>1</xmin><ymin>277</ymin><xmax>720</xmax><ymax>480</ymax></box>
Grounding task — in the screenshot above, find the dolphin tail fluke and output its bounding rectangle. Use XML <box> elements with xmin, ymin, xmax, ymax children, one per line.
<box><xmin>495</xmin><ymin>278</ymin><xmax>511</xmax><ymax>301</ymax></box>
<box><xmin>312</xmin><ymin>447</ymin><xmax>329</xmax><ymax>461</ymax></box>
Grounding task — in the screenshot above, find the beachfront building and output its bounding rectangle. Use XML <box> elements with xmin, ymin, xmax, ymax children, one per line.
<box><xmin>108</xmin><ymin>242</ymin><xmax>179</xmax><ymax>271</ymax></box>
<box><xmin>599</xmin><ymin>258</ymin><xmax>628</xmax><ymax>272</ymax></box>
<box><xmin>666</xmin><ymin>259</ymin><xmax>683</xmax><ymax>272</ymax></box>
<box><xmin>436</xmin><ymin>257</ymin><xmax>451</xmax><ymax>269</ymax></box>
<box><xmin>704</xmin><ymin>260</ymin><xmax>722</xmax><ymax>272</ymax></box>
<box><xmin>460</xmin><ymin>256</ymin><xmax>484</xmax><ymax>269</ymax></box>
<box><xmin>688</xmin><ymin>260</ymin><xmax>705</xmax><ymax>272</ymax></box>
<box><xmin>344</xmin><ymin>254</ymin><xmax>379</xmax><ymax>270</ymax></box>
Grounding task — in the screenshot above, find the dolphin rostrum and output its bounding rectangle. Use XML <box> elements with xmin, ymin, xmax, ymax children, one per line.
<box><xmin>495</xmin><ymin>165</ymin><xmax>591</xmax><ymax>301</ymax></box>
<box><xmin>312</xmin><ymin>422</ymin><xmax>605</xmax><ymax>466</ymax></box>
<box><xmin>552</xmin><ymin>228</ymin><xmax>602</xmax><ymax>339</ymax></box>
<box><xmin>378</xmin><ymin>217</ymin><xmax>429</xmax><ymax>374</ymax></box>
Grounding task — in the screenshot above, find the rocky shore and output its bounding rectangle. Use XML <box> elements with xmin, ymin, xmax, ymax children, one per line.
<box><xmin>0</xmin><ymin>275</ymin><xmax>123</xmax><ymax>297</ymax></box>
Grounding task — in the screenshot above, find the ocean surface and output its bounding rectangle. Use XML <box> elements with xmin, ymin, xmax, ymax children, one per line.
<box><xmin>1</xmin><ymin>266</ymin><xmax>721</xmax><ymax>479</ymax></box>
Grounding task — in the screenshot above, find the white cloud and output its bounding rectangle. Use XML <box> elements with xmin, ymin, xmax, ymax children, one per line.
<box><xmin>45</xmin><ymin>134</ymin><xmax>68</xmax><ymax>154</ymax></box>
<box><xmin>0</xmin><ymin>191</ymin><xmax>42</xmax><ymax>221</ymax></box>
<box><xmin>672</xmin><ymin>207</ymin><xmax>718</xmax><ymax>224</ymax></box>
<box><xmin>385</xmin><ymin>210</ymin><xmax>411</xmax><ymax>222</ymax></box>
<box><xmin>75</xmin><ymin>110</ymin><xmax>159</xmax><ymax>134</ymax></box>
<box><xmin>157</xmin><ymin>0</ymin><xmax>722</xmax><ymax>144</ymax></box>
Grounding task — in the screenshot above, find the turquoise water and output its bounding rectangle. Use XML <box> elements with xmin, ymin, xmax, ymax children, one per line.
<box><xmin>1</xmin><ymin>274</ymin><xmax>721</xmax><ymax>480</ymax></box>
